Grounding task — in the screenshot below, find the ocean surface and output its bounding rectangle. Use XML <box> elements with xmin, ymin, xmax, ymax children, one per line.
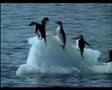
<box><xmin>1</xmin><ymin>3</ymin><xmax>112</xmax><ymax>87</ymax></box>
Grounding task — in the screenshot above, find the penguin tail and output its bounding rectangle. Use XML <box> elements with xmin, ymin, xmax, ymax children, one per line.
<box><xmin>80</xmin><ymin>53</ymin><xmax>85</xmax><ymax>60</ymax></box>
<box><xmin>80</xmin><ymin>49</ymin><xmax>84</xmax><ymax>58</ymax></box>
<box><xmin>81</xmin><ymin>54</ymin><xmax>84</xmax><ymax>59</ymax></box>
<box><xmin>62</xmin><ymin>45</ymin><xmax>65</xmax><ymax>50</ymax></box>
<box><xmin>44</xmin><ymin>37</ymin><xmax>47</xmax><ymax>46</ymax></box>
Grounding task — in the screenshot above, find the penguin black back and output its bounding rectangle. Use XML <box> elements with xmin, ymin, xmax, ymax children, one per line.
<box><xmin>73</xmin><ymin>35</ymin><xmax>89</xmax><ymax>58</ymax></box>
<box><xmin>61</xmin><ymin>25</ymin><xmax>66</xmax><ymax>50</ymax></box>
<box><xmin>41</xmin><ymin>17</ymin><xmax>49</xmax><ymax>46</ymax></box>
<box><xmin>105</xmin><ymin>50</ymin><xmax>112</xmax><ymax>63</ymax></box>
<box><xmin>109</xmin><ymin>50</ymin><xmax>112</xmax><ymax>61</ymax></box>
<box><xmin>59</xmin><ymin>22</ymin><xmax>66</xmax><ymax>50</ymax></box>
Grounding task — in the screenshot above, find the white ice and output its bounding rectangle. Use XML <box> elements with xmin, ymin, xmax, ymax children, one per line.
<box><xmin>16</xmin><ymin>33</ymin><xmax>112</xmax><ymax>77</ymax></box>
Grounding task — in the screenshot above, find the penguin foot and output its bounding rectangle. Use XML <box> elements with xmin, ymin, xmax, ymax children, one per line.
<box><xmin>81</xmin><ymin>55</ymin><xmax>85</xmax><ymax>60</ymax></box>
<box><xmin>38</xmin><ymin>37</ymin><xmax>42</xmax><ymax>40</ymax></box>
<box><xmin>60</xmin><ymin>45</ymin><xmax>65</xmax><ymax>50</ymax></box>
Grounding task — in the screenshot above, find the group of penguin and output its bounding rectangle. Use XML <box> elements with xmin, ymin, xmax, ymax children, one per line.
<box><xmin>28</xmin><ymin>17</ymin><xmax>112</xmax><ymax>62</ymax></box>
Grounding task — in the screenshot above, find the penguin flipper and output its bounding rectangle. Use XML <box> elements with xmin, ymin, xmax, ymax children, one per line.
<box><xmin>85</xmin><ymin>41</ymin><xmax>90</xmax><ymax>46</ymax></box>
<box><xmin>36</xmin><ymin>35</ymin><xmax>41</xmax><ymax>40</ymax></box>
<box><xmin>84</xmin><ymin>41</ymin><xmax>93</xmax><ymax>48</ymax></box>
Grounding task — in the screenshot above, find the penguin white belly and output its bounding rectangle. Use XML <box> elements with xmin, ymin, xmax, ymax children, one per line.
<box><xmin>37</xmin><ymin>29</ymin><xmax>42</xmax><ymax>40</ymax></box>
<box><xmin>57</xmin><ymin>33</ymin><xmax>64</xmax><ymax>45</ymax></box>
<box><xmin>76</xmin><ymin>39</ymin><xmax>79</xmax><ymax>48</ymax></box>
<box><xmin>56</xmin><ymin>26</ymin><xmax>64</xmax><ymax>45</ymax></box>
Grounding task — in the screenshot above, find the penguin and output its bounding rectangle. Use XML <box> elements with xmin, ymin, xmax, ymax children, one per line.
<box><xmin>29</xmin><ymin>17</ymin><xmax>49</xmax><ymax>45</ymax></box>
<box><xmin>73</xmin><ymin>35</ymin><xmax>90</xmax><ymax>58</ymax></box>
<box><xmin>106</xmin><ymin>50</ymin><xmax>112</xmax><ymax>62</ymax></box>
<box><xmin>55</xmin><ymin>21</ymin><xmax>66</xmax><ymax>50</ymax></box>
<box><xmin>29</xmin><ymin>22</ymin><xmax>41</xmax><ymax>39</ymax></box>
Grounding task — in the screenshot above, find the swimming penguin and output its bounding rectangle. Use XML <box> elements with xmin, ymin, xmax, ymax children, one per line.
<box><xmin>106</xmin><ymin>50</ymin><xmax>112</xmax><ymax>62</ymax></box>
<box><xmin>73</xmin><ymin>35</ymin><xmax>90</xmax><ymax>58</ymax></box>
<box><xmin>29</xmin><ymin>17</ymin><xmax>49</xmax><ymax>45</ymax></box>
<box><xmin>55</xmin><ymin>21</ymin><xmax>66</xmax><ymax>50</ymax></box>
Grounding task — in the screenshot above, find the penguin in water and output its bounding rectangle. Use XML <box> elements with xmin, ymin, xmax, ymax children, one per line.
<box><xmin>55</xmin><ymin>21</ymin><xmax>66</xmax><ymax>50</ymax></box>
<box><xmin>73</xmin><ymin>35</ymin><xmax>90</xmax><ymax>58</ymax></box>
<box><xmin>29</xmin><ymin>17</ymin><xmax>49</xmax><ymax>45</ymax></box>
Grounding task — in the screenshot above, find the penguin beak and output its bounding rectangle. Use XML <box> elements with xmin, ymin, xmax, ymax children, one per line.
<box><xmin>28</xmin><ymin>22</ymin><xmax>33</xmax><ymax>26</ymax></box>
<box><xmin>28</xmin><ymin>23</ymin><xmax>32</xmax><ymax>26</ymax></box>
<box><xmin>72</xmin><ymin>36</ymin><xmax>79</xmax><ymax>39</ymax></box>
<box><xmin>72</xmin><ymin>37</ymin><xmax>78</xmax><ymax>39</ymax></box>
<box><xmin>48</xmin><ymin>19</ymin><xmax>49</xmax><ymax>22</ymax></box>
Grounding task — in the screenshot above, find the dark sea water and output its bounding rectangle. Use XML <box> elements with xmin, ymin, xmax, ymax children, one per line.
<box><xmin>1</xmin><ymin>3</ymin><xmax>112</xmax><ymax>87</ymax></box>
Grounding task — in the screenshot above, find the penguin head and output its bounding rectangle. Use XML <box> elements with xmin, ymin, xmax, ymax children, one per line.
<box><xmin>41</xmin><ymin>17</ymin><xmax>49</xmax><ymax>24</ymax></box>
<box><xmin>55</xmin><ymin>21</ymin><xmax>63</xmax><ymax>25</ymax></box>
<box><xmin>79</xmin><ymin>35</ymin><xmax>83</xmax><ymax>39</ymax></box>
<box><xmin>29</xmin><ymin>22</ymin><xmax>37</xmax><ymax>26</ymax></box>
<box><xmin>73</xmin><ymin>34</ymin><xmax>84</xmax><ymax>40</ymax></box>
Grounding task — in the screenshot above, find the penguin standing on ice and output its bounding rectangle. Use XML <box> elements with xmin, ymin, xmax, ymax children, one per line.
<box><xmin>55</xmin><ymin>21</ymin><xmax>66</xmax><ymax>50</ymax></box>
<box><xmin>73</xmin><ymin>35</ymin><xmax>90</xmax><ymax>58</ymax></box>
<box><xmin>29</xmin><ymin>17</ymin><xmax>49</xmax><ymax>45</ymax></box>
